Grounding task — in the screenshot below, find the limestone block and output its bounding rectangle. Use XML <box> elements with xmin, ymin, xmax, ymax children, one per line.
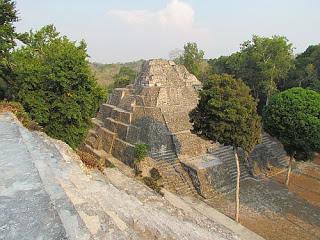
<box><xmin>85</xmin><ymin>130</ymin><xmax>100</xmax><ymax>149</ymax></box>
<box><xmin>111</xmin><ymin>138</ymin><xmax>135</xmax><ymax>166</ymax></box>
<box><xmin>174</xmin><ymin>132</ymin><xmax>210</xmax><ymax>156</ymax></box>
<box><xmin>98</xmin><ymin>104</ymin><xmax>114</xmax><ymax>119</ymax></box>
<box><xmin>126</xmin><ymin>125</ymin><xmax>141</xmax><ymax>144</ymax></box>
<box><xmin>110</xmin><ymin>107</ymin><xmax>132</xmax><ymax>125</ymax></box>
<box><xmin>108</xmin><ymin>88</ymin><xmax>128</xmax><ymax>106</ymax></box>
<box><xmin>103</xmin><ymin>118</ymin><xmax>129</xmax><ymax>141</ymax></box>
<box><xmin>96</xmin><ymin>127</ymin><xmax>116</xmax><ymax>153</ymax></box>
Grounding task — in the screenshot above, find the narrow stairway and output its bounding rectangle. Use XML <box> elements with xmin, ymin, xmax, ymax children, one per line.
<box><xmin>209</xmin><ymin>145</ymin><xmax>251</xmax><ymax>194</ymax></box>
<box><xmin>261</xmin><ymin>134</ymin><xmax>288</xmax><ymax>167</ymax></box>
<box><xmin>151</xmin><ymin>150</ymin><xmax>198</xmax><ymax>197</ymax></box>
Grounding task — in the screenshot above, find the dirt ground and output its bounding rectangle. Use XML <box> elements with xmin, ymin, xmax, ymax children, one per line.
<box><xmin>206</xmin><ymin>159</ymin><xmax>320</xmax><ymax>240</ymax></box>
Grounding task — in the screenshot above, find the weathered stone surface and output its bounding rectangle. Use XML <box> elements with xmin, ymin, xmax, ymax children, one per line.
<box><xmin>1</xmin><ymin>112</ymin><xmax>263</xmax><ymax>240</ymax></box>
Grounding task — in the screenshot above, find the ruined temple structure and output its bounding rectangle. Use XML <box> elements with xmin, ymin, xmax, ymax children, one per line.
<box><xmin>84</xmin><ymin>59</ymin><xmax>289</xmax><ymax>197</ymax></box>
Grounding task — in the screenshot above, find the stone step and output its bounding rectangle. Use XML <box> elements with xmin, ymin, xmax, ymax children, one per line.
<box><xmin>100</xmin><ymin>104</ymin><xmax>132</xmax><ymax>125</ymax></box>
<box><xmin>103</xmin><ymin>117</ymin><xmax>129</xmax><ymax>140</ymax></box>
<box><xmin>151</xmin><ymin>151</ymin><xmax>177</xmax><ymax>158</ymax></box>
<box><xmin>210</xmin><ymin>147</ymin><xmax>234</xmax><ymax>155</ymax></box>
<box><xmin>154</xmin><ymin>155</ymin><xmax>177</xmax><ymax>161</ymax></box>
<box><xmin>156</xmin><ymin>160</ymin><xmax>197</xmax><ymax>197</ymax></box>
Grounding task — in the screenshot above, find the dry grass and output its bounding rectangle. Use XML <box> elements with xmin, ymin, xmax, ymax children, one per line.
<box><xmin>77</xmin><ymin>150</ymin><xmax>104</xmax><ymax>171</ymax></box>
<box><xmin>142</xmin><ymin>176</ymin><xmax>164</xmax><ymax>196</ymax></box>
<box><xmin>0</xmin><ymin>101</ymin><xmax>41</xmax><ymax>130</ymax></box>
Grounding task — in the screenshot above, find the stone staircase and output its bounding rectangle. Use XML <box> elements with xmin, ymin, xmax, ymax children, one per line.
<box><xmin>261</xmin><ymin>134</ymin><xmax>288</xmax><ymax>167</ymax></box>
<box><xmin>209</xmin><ymin>145</ymin><xmax>251</xmax><ymax>194</ymax></box>
<box><xmin>151</xmin><ymin>150</ymin><xmax>198</xmax><ymax>197</ymax></box>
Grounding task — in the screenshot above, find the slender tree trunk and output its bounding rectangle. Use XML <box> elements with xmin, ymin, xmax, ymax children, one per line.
<box><xmin>233</xmin><ymin>146</ymin><xmax>240</xmax><ymax>223</ymax></box>
<box><xmin>285</xmin><ymin>155</ymin><xmax>294</xmax><ymax>186</ymax></box>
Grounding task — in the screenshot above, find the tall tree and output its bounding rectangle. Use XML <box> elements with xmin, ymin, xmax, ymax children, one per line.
<box><xmin>0</xmin><ymin>0</ymin><xmax>25</xmax><ymax>98</ymax></box>
<box><xmin>286</xmin><ymin>44</ymin><xmax>320</xmax><ymax>92</ymax></box>
<box><xmin>190</xmin><ymin>74</ymin><xmax>261</xmax><ymax>222</ymax></box>
<box><xmin>10</xmin><ymin>25</ymin><xmax>106</xmax><ymax>148</ymax></box>
<box><xmin>240</xmin><ymin>35</ymin><xmax>294</xmax><ymax>105</ymax></box>
<box><xmin>208</xmin><ymin>35</ymin><xmax>294</xmax><ymax>109</ymax></box>
<box><xmin>263</xmin><ymin>88</ymin><xmax>320</xmax><ymax>186</ymax></box>
<box><xmin>179</xmin><ymin>42</ymin><xmax>205</xmax><ymax>79</ymax></box>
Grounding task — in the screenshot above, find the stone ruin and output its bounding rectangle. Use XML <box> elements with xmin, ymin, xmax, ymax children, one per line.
<box><xmin>84</xmin><ymin>59</ymin><xmax>289</xmax><ymax>197</ymax></box>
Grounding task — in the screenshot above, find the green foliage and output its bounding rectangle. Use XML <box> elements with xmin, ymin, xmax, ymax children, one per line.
<box><xmin>208</xmin><ymin>52</ymin><xmax>242</xmax><ymax>76</ymax></box>
<box><xmin>134</xmin><ymin>143</ymin><xmax>149</xmax><ymax>163</ymax></box>
<box><xmin>209</xmin><ymin>35</ymin><xmax>294</xmax><ymax>108</ymax></box>
<box><xmin>0</xmin><ymin>0</ymin><xmax>18</xmax><ymax>59</ymax></box>
<box><xmin>9</xmin><ymin>25</ymin><xmax>106</xmax><ymax>148</ymax></box>
<box><xmin>286</xmin><ymin>44</ymin><xmax>320</xmax><ymax>92</ymax></box>
<box><xmin>150</xmin><ymin>168</ymin><xmax>162</xmax><ymax>181</ymax></box>
<box><xmin>110</xmin><ymin>66</ymin><xmax>137</xmax><ymax>89</ymax></box>
<box><xmin>263</xmin><ymin>87</ymin><xmax>320</xmax><ymax>157</ymax></box>
<box><xmin>91</xmin><ymin>60</ymin><xmax>143</xmax><ymax>87</ymax></box>
<box><xmin>0</xmin><ymin>0</ymin><xmax>25</xmax><ymax>98</ymax></box>
<box><xmin>179</xmin><ymin>42</ymin><xmax>205</xmax><ymax>79</ymax></box>
<box><xmin>190</xmin><ymin>74</ymin><xmax>261</xmax><ymax>153</ymax></box>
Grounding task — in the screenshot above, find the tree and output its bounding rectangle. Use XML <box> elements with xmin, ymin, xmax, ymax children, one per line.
<box><xmin>0</xmin><ymin>0</ymin><xmax>26</xmax><ymax>98</ymax></box>
<box><xmin>189</xmin><ymin>74</ymin><xmax>261</xmax><ymax>222</ymax></box>
<box><xmin>240</xmin><ymin>36</ymin><xmax>294</xmax><ymax>105</ymax></box>
<box><xmin>208</xmin><ymin>35</ymin><xmax>294</xmax><ymax>110</ymax></box>
<box><xmin>9</xmin><ymin>25</ymin><xmax>106</xmax><ymax>148</ymax></box>
<box><xmin>179</xmin><ymin>42</ymin><xmax>205</xmax><ymax>79</ymax></box>
<box><xmin>208</xmin><ymin>52</ymin><xmax>242</xmax><ymax>77</ymax></box>
<box><xmin>112</xmin><ymin>66</ymin><xmax>137</xmax><ymax>88</ymax></box>
<box><xmin>286</xmin><ymin>44</ymin><xmax>320</xmax><ymax>92</ymax></box>
<box><xmin>263</xmin><ymin>87</ymin><xmax>320</xmax><ymax>186</ymax></box>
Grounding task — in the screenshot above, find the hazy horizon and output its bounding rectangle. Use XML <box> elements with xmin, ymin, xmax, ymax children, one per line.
<box><xmin>15</xmin><ymin>0</ymin><xmax>320</xmax><ymax>63</ymax></box>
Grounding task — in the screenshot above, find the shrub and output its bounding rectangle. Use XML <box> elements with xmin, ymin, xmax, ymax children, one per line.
<box><xmin>263</xmin><ymin>87</ymin><xmax>320</xmax><ymax>157</ymax></box>
<box><xmin>150</xmin><ymin>168</ymin><xmax>162</xmax><ymax>181</ymax></box>
<box><xmin>134</xmin><ymin>143</ymin><xmax>149</xmax><ymax>163</ymax></box>
<box><xmin>142</xmin><ymin>176</ymin><xmax>163</xmax><ymax>195</ymax></box>
<box><xmin>9</xmin><ymin>25</ymin><xmax>106</xmax><ymax>148</ymax></box>
<box><xmin>263</xmin><ymin>87</ymin><xmax>320</xmax><ymax>185</ymax></box>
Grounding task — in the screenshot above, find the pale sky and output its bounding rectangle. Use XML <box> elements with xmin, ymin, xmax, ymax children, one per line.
<box><xmin>15</xmin><ymin>0</ymin><xmax>320</xmax><ymax>63</ymax></box>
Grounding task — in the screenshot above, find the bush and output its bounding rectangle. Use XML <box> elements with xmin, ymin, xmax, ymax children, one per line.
<box><xmin>142</xmin><ymin>176</ymin><xmax>163</xmax><ymax>195</ymax></box>
<box><xmin>9</xmin><ymin>25</ymin><xmax>106</xmax><ymax>148</ymax></box>
<box><xmin>150</xmin><ymin>168</ymin><xmax>162</xmax><ymax>181</ymax></box>
<box><xmin>134</xmin><ymin>143</ymin><xmax>149</xmax><ymax>163</ymax></box>
<box><xmin>263</xmin><ymin>87</ymin><xmax>320</xmax><ymax>156</ymax></box>
<box><xmin>0</xmin><ymin>101</ymin><xmax>40</xmax><ymax>130</ymax></box>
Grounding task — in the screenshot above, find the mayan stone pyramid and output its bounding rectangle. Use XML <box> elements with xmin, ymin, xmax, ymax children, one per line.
<box><xmin>84</xmin><ymin>59</ymin><xmax>289</xmax><ymax>195</ymax></box>
<box><xmin>84</xmin><ymin>59</ymin><xmax>213</xmax><ymax>166</ymax></box>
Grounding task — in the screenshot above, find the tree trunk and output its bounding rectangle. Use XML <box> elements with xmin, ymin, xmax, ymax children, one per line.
<box><xmin>285</xmin><ymin>155</ymin><xmax>294</xmax><ymax>186</ymax></box>
<box><xmin>233</xmin><ymin>146</ymin><xmax>240</xmax><ymax>223</ymax></box>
